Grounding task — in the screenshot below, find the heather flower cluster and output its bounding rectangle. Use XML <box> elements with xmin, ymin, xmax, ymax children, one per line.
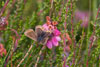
<box><xmin>75</xmin><ymin>10</ymin><xmax>89</xmax><ymax>27</ymax></box>
<box><xmin>0</xmin><ymin>17</ymin><xmax>8</xmax><ymax>30</ymax></box>
<box><xmin>43</xmin><ymin>16</ymin><xmax>61</xmax><ymax>49</ymax></box>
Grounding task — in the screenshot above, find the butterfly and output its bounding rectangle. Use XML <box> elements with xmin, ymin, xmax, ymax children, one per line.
<box><xmin>24</xmin><ymin>25</ymin><xmax>51</xmax><ymax>45</ymax></box>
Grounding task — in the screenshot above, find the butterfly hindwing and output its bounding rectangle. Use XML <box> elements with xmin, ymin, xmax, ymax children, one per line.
<box><xmin>36</xmin><ymin>25</ymin><xmax>51</xmax><ymax>37</ymax></box>
<box><xmin>43</xmin><ymin>31</ymin><xmax>51</xmax><ymax>38</ymax></box>
<box><xmin>35</xmin><ymin>25</ymin><xmax>51</xmax><ymax>45</ymax></box>
<box><xmin>24</xmin><ymin>29</ymin><xmax>37</xmax><ymax>41</ymax></box>
<box><xmin>40</xmin><ymin>37</ymin><xmax>49</xmax><ymax>45</ymax></box>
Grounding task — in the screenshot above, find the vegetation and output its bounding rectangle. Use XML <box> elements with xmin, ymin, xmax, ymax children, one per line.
<box><xmin>0</xmin><ymin>0</ymin><xmax>100</xmax><ymax>67</ymax></box>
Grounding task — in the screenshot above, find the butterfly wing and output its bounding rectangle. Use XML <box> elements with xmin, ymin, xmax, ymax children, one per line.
<box><xmin>43</xmin><ymin>31</ymin><xmax>51</xmax><ymax>38</ymax></box>
<box><xmin>40</xmin><ymin>37</ymin><xmax>49</xmax><ymax>45</ymax></box>
<box><xmin>39</xmin><ymin>31</ymin><xmax>51</xmax><ymax>45</ymax></box>
<box><xmin>35</xmin><ymin>25</ymin><xmax>51</xmax><ymax>37</ymax></box>
<box><xmin>41</xmin><ymin>31</ymin><xmax>51</xmax><ymax>45</ymax></box>
<box><xmin>35</xmin><ymin>25</ymin><xmax>44</xmax><ymax>36</ymax></box>
<box><xmin>35</xmin><ymin>25</ymin><xmax>51</xmax><ymax>45</ymax></box>
<box><xmin>24</xmin><ymin>29</ymin><xmax>37</xmax><ymax>41</ymax></box>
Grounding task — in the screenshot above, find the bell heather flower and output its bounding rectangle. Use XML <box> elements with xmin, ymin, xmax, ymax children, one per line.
<box><xmin>42</xmin><ymin>16</ymin><xmax>61</xmax><ymax>49</ymax></box>
<box><xmin>75</xmin><ymin>10</ymin><xmax>89</xmax><ymax>28</ymax></box>
<box><xmin>46</xmin><ymin>29</ymin><xmax>61</xmax><ymax>49</ymax></box>
<box><xmin>66</xmin><ymin>65</ymin><xmax>69</xmax><ymax>67</ymax></box>
<box><xmin>42</xmin><ymin>23</ymin><xmax>54</xmax><ymax>31</ymax></box>
<box><xmin>0</xmin><ymin>17</ymin><xmax>8</xmax><ymax>30</ymax></box>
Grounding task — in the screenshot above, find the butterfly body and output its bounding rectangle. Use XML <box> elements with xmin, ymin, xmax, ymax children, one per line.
<box><xmin>37</xmin><ymin>32</ymin><xmax>46</xmax><ymax>42</ymax></box>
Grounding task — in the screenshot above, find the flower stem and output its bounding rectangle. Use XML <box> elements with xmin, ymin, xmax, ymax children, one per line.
<box><xmin>34</xmin><ymin>45</ymin><xmax>45</xmax><ymax>67</ymax></box>
<box><xmin>49</xmin><ymin>0</ymin><xmax>54</xmax><ymax>17</ymax></box>
<box><xmin>86</xmin><ymin>5</ymin><xmax>100</xmax><ymax>67</ymax></box>
<box><xmin>0</xmin><ymin>0</ymin><xmax>10</xmax><ymax>17</ymax></box>
<box><xmin>17</xmin><ymin>44</ymin><xmax>33</xmax><ymax>67</ymax></box>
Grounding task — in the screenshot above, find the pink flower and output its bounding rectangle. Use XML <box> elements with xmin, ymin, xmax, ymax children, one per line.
<box><xmin>42</xmin><ymin>23</ymin><xmax>54</xmax><ymax>32</ymax></box>
<box><xmin>42</xmin><ymin>16</ymin><xmax>61</xmax><ymax>49</ymax></box>
<box><xmin>0</xmin><ymin>17</ymin><xmax>8</xmax><ymax>30</ymax></box>
<box><xmin>75</xmin><ymin>10</ymin><xmax>89</xmax><ymax>28</ymax></box>
<box><xmin>66</xmin><ymin>65</ymin><xmax>69</xmax><ymax>67</ymax></box>
<box><xmin>46</xmin><ymin>29</ymin><xmax>61</xmax><ymax>49</ymax></box>
<box><xmin>53</xmin><ymin>29</ymin><xmax>61</xmax><ymax>36</ymax></box>
<box><xmin>43</xmin><ymin>24</ymin><xmax>61</xmax><ymax>49</ymax></box>
<box><xmin>42</xmin><ymin>24</ymin><xmax>49</xmax><ymax>31</ymax></box>
<box><xmin>46</xmin><ymin>40</ymin><xmax>52</xmax><ymax>49</ymax></box>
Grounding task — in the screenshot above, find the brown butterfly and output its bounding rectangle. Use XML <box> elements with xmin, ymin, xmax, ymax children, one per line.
<box><xmin>24</xmin><ymin>25</ymin><xmax>51</xmax><ymax>45</ymax></box>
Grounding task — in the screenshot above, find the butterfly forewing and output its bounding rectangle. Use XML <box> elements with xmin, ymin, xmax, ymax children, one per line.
<box><xmin>39</xmin><ymin>31</ymin><xmax>51</xmax><ymax>45</ymax></box>
<box><xmin>24</xmin><ymin>29</ymin><xmax>37</xmax><ymax>41</ymax></box>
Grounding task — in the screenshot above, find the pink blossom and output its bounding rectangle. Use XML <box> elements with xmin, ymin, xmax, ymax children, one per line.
<box><xmin>55</xmin><ymin>36</ymin><xmax>61</xmax><ymax>41</ymax></box>
<box><xmin>52</xmin><ymin>36</ymin><xmax>58</xmax><ymax>46</ymax></box>
<box><xmin>66</xmin><ymin>65</ymin><xmax>69</xmax><ymax>67</ymax></box>
<box><xmin>0</xmin><ymin>17</ymin><xmax>8</xmax><ymax>30</ymax></box>
<box><xmin>75</xmin><ymin>10</ymin><xmax>89</xmax><ymax>28</ymax></box>
<box><xmin>42</xmin><ymin>23</ymin><xmax>54</xmax><ymax>31</ymax></box>
<box><xmin>42</xmin><ymin>25</ymin><xmax>61</xmax><ymax>49</ymax></box>
<box><xmin>46</xmin><ymin>36</ymin><xmax>61</xmax><ymax>49</ymax></box>
<box><xmin>53</xmin><ymin>29</ymin><xmax>61</xmax><ymax>36</ymax></box>
<box><xmin>46</xmin><ymin>29</ymin><xmax>61</xmax><ymax>49</ymax></box>
<box><xmin>42</xmin><ymin>16</ymin><xmax>61</xmax><ymax>49</ymax></box>
<box><xmin>46</xmin><ymin>40</ymin><xmax>52</xmax><ymax>49</ymax></box>
<box><xmin>42</xmin><ymin>24</ymin><xmax>49</xmax><ymax>31</ymax></box>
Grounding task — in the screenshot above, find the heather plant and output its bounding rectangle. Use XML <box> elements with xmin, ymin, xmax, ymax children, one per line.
<box><xmin>0</xmin><ymin>0</ymin><xmax>100</xmax><ymax>67</ymax></box>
